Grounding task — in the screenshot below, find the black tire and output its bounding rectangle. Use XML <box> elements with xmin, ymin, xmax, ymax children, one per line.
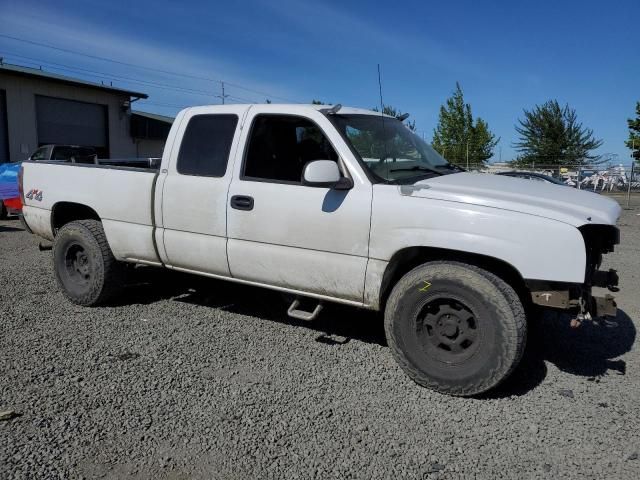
<box><xmin>384</xmin><ymin>261</ymin><xmax>526</xmax><ymax>396</ymax></box>
<box><xmin>0</xmin><ymin>200</ymin><xmax>7</xmax><ymax>220</ymax></box>
<box><xmin>52</xmin><ymin>219</ymin><xmax>123</xmax><ymax>306</ymax></box>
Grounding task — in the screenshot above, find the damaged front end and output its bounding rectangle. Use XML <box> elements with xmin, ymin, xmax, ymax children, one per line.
<box><xmin>527</xmin><ymin>224</ymin><xmax>620</xmax><ymax>326</ymax></box>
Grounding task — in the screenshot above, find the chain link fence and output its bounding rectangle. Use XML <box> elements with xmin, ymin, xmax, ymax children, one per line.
<box><xmin>450</xmin><ymin>161</ymin><xmax>640</xmax><ymax>208</ymax></box>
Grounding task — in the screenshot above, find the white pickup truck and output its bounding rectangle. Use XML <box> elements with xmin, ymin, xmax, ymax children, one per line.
<box><xmin>19</xmin><ymin>103</ymin><xmax>621</xmax><ymax>396</ymax></box>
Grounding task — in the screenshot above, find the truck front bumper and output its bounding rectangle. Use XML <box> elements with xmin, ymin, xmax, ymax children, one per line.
<box><xmin>528</xmin><ymin>268</ymin><xmax>619</xmax><ymax>319</ymax></box>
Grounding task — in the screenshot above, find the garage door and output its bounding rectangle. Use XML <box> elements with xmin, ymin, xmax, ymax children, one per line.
<box><xmin>35</xmin><ymin>96</ymin><xmax>108</xmax><ymax>156</ymax></box>
<box><xmin>0</xmin><ymin>90</ymin><xmax>8</xmax><ymax>163</ymax></box>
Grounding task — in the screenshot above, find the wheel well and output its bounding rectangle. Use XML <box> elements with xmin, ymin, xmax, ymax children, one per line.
<box><xmin>379</xmin><ymin>247</ymin><xmax>529</xmax><ymax>310</ymax></box>
<box><xmin>51</xmin><ymin>202</ymin><xmax>100</xmax><ymax>234</ymax></box>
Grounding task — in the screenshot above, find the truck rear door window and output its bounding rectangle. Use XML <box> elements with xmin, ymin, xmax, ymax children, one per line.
<box><xmin>177</xmin><ymin>114</ymin><xmax>238</xmax><ymax>177</ymax></box>
<box><xmin>243</xmin><ymin>114</ymin><xmax>338</xmax><ymax>183</ymax></box>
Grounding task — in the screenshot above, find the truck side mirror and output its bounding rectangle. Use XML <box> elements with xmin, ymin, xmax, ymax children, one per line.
<box><xmin>302</xmin><ymin>160</ymin><xmax>353</xmax><ymax>190</ymax></box>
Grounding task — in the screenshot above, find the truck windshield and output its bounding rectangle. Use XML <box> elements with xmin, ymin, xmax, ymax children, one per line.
<box><xmin>331</xmin><ymin>114</ymin><xmax>458</xmax><ymax>184</ymax></box>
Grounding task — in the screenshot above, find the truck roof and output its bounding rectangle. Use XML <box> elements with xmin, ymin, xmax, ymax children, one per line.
<box><xmin>181</xmin><ymin>104</ymin><xmax>395</xmax><ymax>118</ymax></box>
<box><xmin>308</xmin><ymin>104</ymin><xmax>394</xmax><ymax>117</ymax></box>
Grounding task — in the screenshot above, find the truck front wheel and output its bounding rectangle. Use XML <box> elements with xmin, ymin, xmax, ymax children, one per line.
<box><xmin>53</xmin><ymin>219</ymin><xmax>123</xmax><ymax>306</ymax></box>
<box><xmin>384</xmin><ymin>261</ymin><xmax>526</xmax><ymax>396</ymax></box>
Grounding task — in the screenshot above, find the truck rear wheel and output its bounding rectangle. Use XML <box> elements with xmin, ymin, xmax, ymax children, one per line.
<box><xmin>384</xmin><ymin>261</ymin><xmax>526</xmax><ymax>396</ymax></box>
<box><xmin>0</xmin><ymin>200</ymin><xmax>7</xmax><ymax>220</ymax></box>
<box><xmin>53</xmin><ymin>219</ymin><xmax>123</xmax><ymax>306</ymax></box>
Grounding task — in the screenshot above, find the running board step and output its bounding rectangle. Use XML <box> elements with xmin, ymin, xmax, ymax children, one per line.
<box><xmin>287</xmin><ymin>298</ymin><xmax>323</xmax><ymax>321</ymax></box>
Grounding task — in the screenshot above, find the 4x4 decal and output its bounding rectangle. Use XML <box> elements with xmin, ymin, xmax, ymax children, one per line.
<box><xmin>25</xmin><ymin>189</ymin><xmax>43</xmax><ymax>201</ymax></box>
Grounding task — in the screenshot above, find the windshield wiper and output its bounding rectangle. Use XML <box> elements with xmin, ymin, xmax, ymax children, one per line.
<box><xmin>389</xmin><ymin>166</ymin><xmax>443</xmax><ymax>176</ymax></box>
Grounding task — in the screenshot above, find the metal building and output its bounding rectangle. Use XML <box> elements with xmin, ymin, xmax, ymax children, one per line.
<box><xmin>0</xmin><ymin>62</ymin><xmax>172</xmax><ymax>163</ymax></box>
<box><xmin>130</xmin><ymin>110</ymin><xmax>174</xmax><ymax>158</ymax></box>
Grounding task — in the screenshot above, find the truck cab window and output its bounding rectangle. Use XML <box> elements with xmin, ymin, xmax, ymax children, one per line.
<box><xmin>177</xmin><ymin>114</ymin><xmax>238</xmax><ymax>177</ymax></box>
<box><xmin>243</xmin><ymin>115</ymin><xmax>338</xmax><ymax>183</ymax></box>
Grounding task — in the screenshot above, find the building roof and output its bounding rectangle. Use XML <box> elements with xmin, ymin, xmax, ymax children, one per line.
<box><xmin>0</xmin><ymin>62</ymin><xmax>148</xmax><ymax>99</ymax></box>
<box><xmin>131</xmin><ymin>110</ymin><xmax>174</xmax><ymax>124</ymax></box>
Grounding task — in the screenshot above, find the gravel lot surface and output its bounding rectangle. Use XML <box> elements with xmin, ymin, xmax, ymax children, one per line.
<box><xmin>1</xmin><ymin>206</ymin><xmax>639</xmax><ymax>479</ymax></box>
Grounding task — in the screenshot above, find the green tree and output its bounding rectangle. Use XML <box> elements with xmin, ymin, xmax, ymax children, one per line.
<box><xmin>626</xmin><ymin>101</ymin><xmax>640</xmax><ymax>162</ymax></box>
<box><xmin>432</xmin><ymin>83</ymin><xmax>498</xmax><ymax>166</ymax></box>
<box><xmin>471</xmin><ymin>119</ymin><xmax>496</xmax><ymax>164</ymax></box>
<box><xmin>513</xmin><ymin>100</ymin><xmax>602</xmax><ymax>166</ymax></box>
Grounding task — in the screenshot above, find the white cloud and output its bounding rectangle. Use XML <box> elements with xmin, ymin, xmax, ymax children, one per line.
<box><xmin>262</xmin><ymin>0</ymin><xmax>487</xmax><ymax>79</ymax></box>
<box><xmin>0</xmin><ymin>3</ymin><xmax>305</xmax><ymax>104</ymax></box>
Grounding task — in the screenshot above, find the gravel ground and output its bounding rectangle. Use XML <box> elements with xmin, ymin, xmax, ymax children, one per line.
<box><xmin>1</xmin><ymin>206</ymin><xmax>639</xmax><ymax>479</ymax></box>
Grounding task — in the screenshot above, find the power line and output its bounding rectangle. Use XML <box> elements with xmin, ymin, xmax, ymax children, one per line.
<box><xmin>215</xmin><ymin>81</ymin><xmax>229</xmax><ymax>105</ymax></box>
<box><xmin>0</xmin><ymin>33</ymin><xmax>300</xmax><ymax>103</ymax></box>
<box><xmin>227</xmin><ymin>95</ymin><xmax>262</xmax><ymax>104</ymax></box>
<box><xmin>1</xmin><ymin>52</ymin><xmax>216</xmax><ymax>96</ymax></box>
<box><xmin>139</xmin><ymin>95</ymin><xmax>259</xmax><ymax>110</ymax></box>
<box><xmin>0</xmin><ymin>52</ymin><xmax>265</xmax><ymax>104</ymax></box>
<box><xmin>137</xmin><ymin>101</ymin><xmax>190</xmax><ymax>109</ymax></box>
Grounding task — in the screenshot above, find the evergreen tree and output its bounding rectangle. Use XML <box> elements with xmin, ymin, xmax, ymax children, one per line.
<box><xmin>626</xmin><ymin>101</ymin><xmax>640</xmax><ymax>162</ymax></box>
<box><xmin>513</xmin><ymin>100</ymin><xmax>602</xmax><ymax>166</ymax></box>
<box><xmin>472</xmin><ymin>119</ymin><xmax>498</xmax><ymax>164</ymax></box>
<box><xmin>432</xmin><ymin>83</ymin><xmax>498</xmax><ymax>165</ymax></box>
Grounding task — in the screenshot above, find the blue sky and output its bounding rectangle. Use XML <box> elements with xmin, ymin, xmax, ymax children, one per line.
<box><xmin>0</xmin><ymin>0</ymin><xmax>638</xmax><ymax>162</ymax></box>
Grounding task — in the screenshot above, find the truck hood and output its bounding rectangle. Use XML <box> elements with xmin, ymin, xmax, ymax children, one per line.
<box><xmin>402</xmin><ymin>172</ymin><xmax>621</xmax><ymax>227</ymax></box>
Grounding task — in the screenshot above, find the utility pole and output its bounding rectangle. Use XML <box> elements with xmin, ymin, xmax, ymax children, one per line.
<box><xmin>627</xmin><ymin>138</ymin><xmax>635</xmax><ymax>209</ymax></box>
<box><xmin>216</xmin><ymin>81</ymin><xmax>229</xmax><ymax>105</ymax></box>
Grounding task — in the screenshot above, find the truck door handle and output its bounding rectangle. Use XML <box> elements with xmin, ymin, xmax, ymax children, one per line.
<box><xmin>230</xmin><ymin>195</ymin><xmax>254</xmax><ymax>211</ymax></box>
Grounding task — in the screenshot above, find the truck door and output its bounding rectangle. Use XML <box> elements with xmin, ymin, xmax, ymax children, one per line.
<box><xmin>159</xmin><ymin>107</ymin><xmax>246</xmax><ymax>275</ymax></box>
<box><xmin>226</xmin><ymin>107</ymin><xmax>372</xmax><ymax>302</ymax></box>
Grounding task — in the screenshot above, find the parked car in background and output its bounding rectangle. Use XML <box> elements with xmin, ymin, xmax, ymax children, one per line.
<box><xmin>0</xmin><ymin>162</ymin><xmax>21</xmax><ymax>218</ymax></box>
<box><xmin>29</xmin><ymin>144</ymin><xmax>160</xmax><ymax>168</ymax></box>
<box><xmin>1</xmin><ymin>145</ymin><xmax>96</xmax><ymax>218</ymax></box>
<box><xmin>0</xmin><ymin>145</ymin><xmax>162</xmax><ymax>218</ymax></box>
<box><xmin>29</xmin><ymin>144</ymin><xmax>97</xmax><ymax>163</ymax></box>
<box><xmin>496</xmin><ymin>171</ymin><xmax>568</xmax><ymax>186</ymax></box>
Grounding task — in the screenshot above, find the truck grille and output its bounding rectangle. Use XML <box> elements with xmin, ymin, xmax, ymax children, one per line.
<box><xmin>579</xmin><ymin>224</ymin><xmax>620</xmax><ymax>285</ymax></box>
